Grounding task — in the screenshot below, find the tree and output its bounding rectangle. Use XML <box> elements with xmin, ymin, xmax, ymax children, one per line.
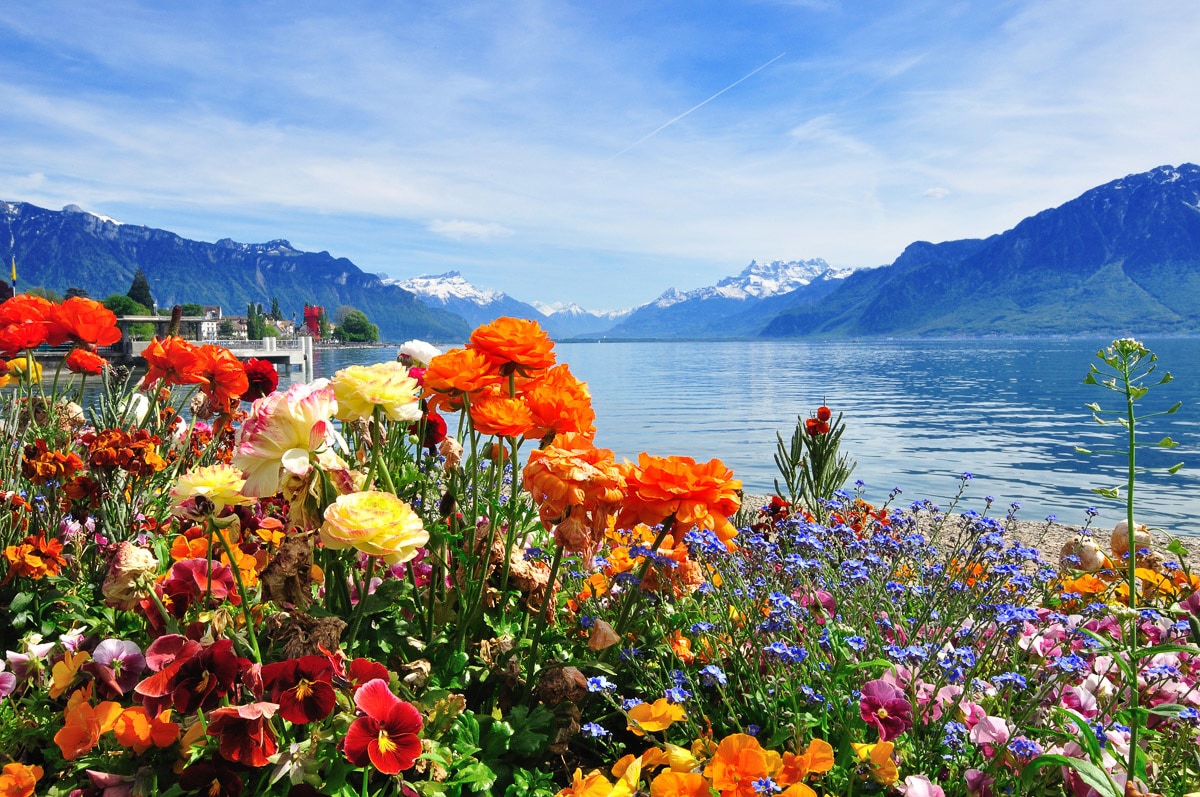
<box><xmin>104</xmin><ymin>294</ymin><xmax>154</xmax><ymax>339</ymax></box>
<box><xmin>333</xmin><ymin>305</ymin><xmax>356</xmax><ymax>325</ymax></box>
<box><xmin>318</xmin><ymin>309</ymin><xmax>331</xmax><ymax>340</ymax></box>
<box><xmin>127</xmin><ymin>268</ymin><xmax>154</xmax><ymax>309</ymax></box>
<box><xmin>269</xmin><ymin>297</ymin><xmax>282</xmax><ymax>321</ymax></box>
<box><xmin>26</xmin><ymin>286</ymin><xmax>62</xmax><ymax>302</ymax></box>
<box><xmin>181</xmin><ymin>303</ymin><xmax>204</xmax><ymax>316</ymax></box>
<box><xmin>218</xmin><ymin>318</ymin><xmax>235</xmax><ymax>338</ymax></box>
<box><xmin>332</xmin><ymin>309</ymin><xmax>379</xmax><ymax>343</ymax></box>
<box><xmin>246</xmin><ymin>303</ymin><xmax>268</xmax><ymax>340</ymax></box>
<box><xmin>65</xmin><ymin>287</ymin><xmax>90</xmax><ymax>300</ymax></box>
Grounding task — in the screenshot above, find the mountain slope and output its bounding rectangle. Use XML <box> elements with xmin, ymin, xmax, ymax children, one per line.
<box><xmin>392</xmin><ymin>272</ymin><xmax>545</xmax><ymax>330</ymax></box>
<box><xmin>762</xmin><ymin>164</ymin><xmax>1200</xmax><ymax>338</ymax></box>
<box><xmin>0</xmin><ymin>202</ymin><xmax>470</xmax><ymax>342</ymax></box>
<box><xmin>605</xmin><ymin>259</ymin><xmax>852</xmax><ymax>338</ymax></box>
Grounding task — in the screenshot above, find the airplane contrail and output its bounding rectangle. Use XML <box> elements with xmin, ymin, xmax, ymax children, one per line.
<box><xmin>608</xmin><ymin>52</ymin><xmax>787</xmax><ymax>161</ymax></box>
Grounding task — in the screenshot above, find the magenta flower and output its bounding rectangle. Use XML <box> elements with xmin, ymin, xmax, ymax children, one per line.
<box><xmin>859</xmin><ymin>678</ymin><xmax>913</xmax><ymax>741</ymax></box>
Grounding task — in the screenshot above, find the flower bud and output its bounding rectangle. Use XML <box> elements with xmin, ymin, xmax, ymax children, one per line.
<box><xmin>101</xmin><ymin>542</ymin><xmax>159</xmax><ymax>610</ymax></box>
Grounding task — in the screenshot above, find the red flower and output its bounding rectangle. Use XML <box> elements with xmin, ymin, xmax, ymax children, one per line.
<box><xmin>65</xmin><ymin>347</ymin><xmax>108</xmax><ymax>375</ymax></box>
<box><xmin>135</xmin><ymin>637</ymin><xmax>247</xmax><ymax>715</ymax></box>
<box><xmin>411</xmin><ymin>409</ymin><xmax>447</xmax><ymax>452</ymax></box>
<box><xmin>141</xmin><ymin>336</ymin><xmax>207</xmax><ymax>388</ymax></box>
<box><xmin>346</xmin><ymin>657</ymin><xmax>391</xmax><ymax>691</ymax></box>
<box><xmin>54</xmin><ymin>297</ymin><xmax>122</xmax><ymax>347</ymax></box>
<box><xmin>242</xmin><ymin>357</ymin><xmax>279</xmax><ymax>402</ymax></box>
<box><xmin>179</xmin><ymin>761</ymin><xmax>243</xmax><ymax>797</ymax></box>
<box><xmin>804</xmin><ymin>417</ymin><xmax>829</xmax><ymax>436</ymax></box>
<box><xmin>261</xmin><ymin>655</ymin><xmax>337</xmax><ymax>724</ymax></box>
<box><xmin>0</xmin><ymin>321</ymin><xmax>48</xmax><ymax>357</ymax></box>
<box><xmin>859</xmin><ymin>679</ymin><xmax>913</xmax><ymax>741</ymax></box>
<box><xmin>196</xmin><ymin>344</ymin><xmax>249</xmax><ymax>414</ymax></box>
<box><xmin>343</xmin><ymin>678</ymin><xmax>423</xmax><ymax>774</ymax></box>
<box><xmin>816</xmin><ymin>405</ymin><xmax>832</xmax><ymax>422</ymax></box>
<box><xmin>206</xmin><ymin>702</ymin><xmax>280</xmax><ymax>766</ymax></box>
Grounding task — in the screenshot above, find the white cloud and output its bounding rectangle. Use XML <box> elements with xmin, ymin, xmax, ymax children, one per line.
<box><xmin>923</xmin><ymin>187</ymin><xmax>951</xmax><ymax>199</ymax></box>
<box><xmin>426</xmin><ymin>219</ymin><xmax>515</xmax><ymax>241</ymax></box>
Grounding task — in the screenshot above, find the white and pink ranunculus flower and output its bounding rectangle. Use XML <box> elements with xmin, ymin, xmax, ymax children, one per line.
<box><xmin>233</xmin><ymin>380</ymin><xmax>342</xmax><ymax>498</ymax></box>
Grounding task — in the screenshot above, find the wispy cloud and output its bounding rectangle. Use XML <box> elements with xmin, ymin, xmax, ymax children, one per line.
<box><xmin>0</xmin><ymin>1</ymin><xmax>1198</xmax><ymax>307</ymax></box>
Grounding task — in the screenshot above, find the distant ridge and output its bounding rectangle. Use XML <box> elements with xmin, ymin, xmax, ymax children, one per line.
<box><xmin>0</xmin><ymin>201</ymin><xmax>470</xmax><ymax>343</ymax></box>
<box><xmin>762</xmin><ymin>164</ymin><xmax>1200</xmax><ymax>338</ymax></box>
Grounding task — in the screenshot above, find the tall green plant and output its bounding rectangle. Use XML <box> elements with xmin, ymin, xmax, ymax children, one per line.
<box><xmin>773</xmin><ymin>404</ymin><xmax>856</xmax><ymax>522</ymax></box>
<box><xmin>1026</xmin><ymin>338</ymin><xmax>1188</xmax><ymax>796</ymax></box>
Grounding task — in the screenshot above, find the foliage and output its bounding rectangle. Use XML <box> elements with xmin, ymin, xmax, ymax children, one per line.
<box><xmin>0</xmin><ymin>309</ymin><xmax>1196</xmax><ymax>797</ymax></box>
<box><xmin>333</xmin><ymin>309</ymin><xmax>379</xmax><ymax>343</ymax></box>
<box><xmin>126</xmin><ymin>267</ymin><xmax>154</xmax><ymax>309</ymax></box>
<box><xmin>774</xmin><ymin>403</ymin><xmax>856</xmax><ymax>522</ymax></box>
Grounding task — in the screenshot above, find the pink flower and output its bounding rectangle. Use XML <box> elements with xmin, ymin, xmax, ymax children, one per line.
<box><xmin>233</xmin><ymin>380</ymin><xmax>339</xmax><ymax>497</ymax></box>
<box><xmin>965</xmin><ymin>769</ymin><xmax>994</xmax><ymax>797</ymax></box>
<box><xmin>859</xmin><ymin>678</ymin><xmax>913</xmax><ymax>741</ymax></box>
<box><xmin>900</xmin><ymin>774</ymin><xmax>946</xmax><ymax>797</ymax></box>
<box><xmin>969</xmin><ymin>715</ymin><xmax>1011</xmax><ymax>759</ymax></box>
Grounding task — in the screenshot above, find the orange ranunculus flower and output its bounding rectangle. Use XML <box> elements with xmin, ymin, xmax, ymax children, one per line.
<box><xmin>423</xmin><ymin>347</ymin><xmax>502</xmax><ymax>409</ymax></box>
<box><xmin>649</xmin><ymin>771</ymin><xmax>711</xmax><ymax>797</ymax></box>
<box><xmin>141</xmin><ymin>336</ymin><xmax>206</xmax><ymax>388</ymax></box>
<box><xmin>469</xmin><ymin>393</ymin><xmax>534</xmax><ymax>438</ymax></box>
<box><xmin>65</xmin><ymin>347</ymin><xmax>108</xmax><ymax>375</ymax></box>
<box><xmin>704</xmin><ymin>734</ymin><xmax>782</xmax><ymax>797</ymax></box>
<box><xmin>627</xmin><ymin>698</ymin><xmax>686</xmax><ymax>736</ymax></box>
<box><xmin>522</xmin><ymin>364</ymin><xmax>596</xmax><ymax>440</ymax></box>
<box><xmin>618</xmin><ymin>454</ymin><xmax>742</xmax><ymax>543</ymax></box>
<box><xmin>523</xmin><ymin>433</ymin><xmax>625</xmax><ymax>559</ymax></box>
<box><xmin>469</xmin><ymin>316</ymin><xmax>556</xmax><ymax>375</ymax></box>
<box><xmin>54</xmin><ymin>698</ymin><xmax>123</xmax><ymax>760</ymax></box>
<box><xmin>0</xmin><ymin>762</ymin><xmax>43</xmax><ymax>797</ymax></box>
<box><xmin>54</xmin><ymin>297</ymin><xmax>122</xmax><ymax>347</ymax></box>
<box><xmin>113</xmin><ymin>706</ymin><xmax>181</xmax><ymax>754</ymax></box>
<box><xmin>195</xmin><ymin>344</ymin><xmax>249</xmax><ymax>413</ymax></box>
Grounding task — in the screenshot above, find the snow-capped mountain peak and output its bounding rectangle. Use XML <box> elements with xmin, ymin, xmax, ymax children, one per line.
<box><xmin>393</xmin><ymin>271</ymin><xmax>504</xmax><ymax>307</ymax></box>
<box><xmin>651</xmin><ymin>259</ymin><xmax>853</xmax><ymax>306</ymax></box>
<box><xmin>532</xmin><ymin>300</ymin><xmax>631</xmax><ymax>319</ymax></box>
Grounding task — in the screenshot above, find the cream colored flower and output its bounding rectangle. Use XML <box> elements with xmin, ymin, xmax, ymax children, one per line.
<box><xmin>101</xmin><ymin>542</ymin><xmax>159</xmax><ymax>610</ymax></box>
<box><xmin>398</xmin><ymin>340</ymin><xmax>442</xmax><ymax>368</ymax></box>
<box><xmin>171</xmin><ymin>463</ymin><xmax>255</xmax><ymax>512</ymax></box>
<box><xmin>321</xmin><ymin>491</ymin><xmax>428</xmax><ymax>564</ymax></box>
<box><xmin>331</xmin><ymin>362</ymin><xmax>422</xmax><ymax>423</ymax></box>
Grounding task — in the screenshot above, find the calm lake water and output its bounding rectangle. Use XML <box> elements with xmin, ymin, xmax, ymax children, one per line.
<box><xmin>299</xmin><ymin>338</ymin><xmax>1200</xmax><ymax>534</ymax></box>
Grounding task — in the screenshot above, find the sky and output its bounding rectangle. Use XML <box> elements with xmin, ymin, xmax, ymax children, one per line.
<box><xmin>2</xmin><ymin>1</ymin><xmax>1199</xmax><ymax>311</ymax></box>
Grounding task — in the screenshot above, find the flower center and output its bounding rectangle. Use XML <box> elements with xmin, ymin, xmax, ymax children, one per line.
<box><xmin>876</xmin><ymin>708</ymin><xmax>889</xmax><ymax>719</ymax></box>
<box><xmin>377</xmin><ymin>730</ymin><xmax>397</xmax><ymax>754</ymax></box>
<box><xmin>293</xmin><ymin>679</ymin><xmax>313</xmax><ymax>700</ymax></box>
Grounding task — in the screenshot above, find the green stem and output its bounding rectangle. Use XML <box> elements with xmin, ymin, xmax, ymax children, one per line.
<box><xmin>604</xmin><ymin>519</ymin><xmax>675</xmax><ymax>661</ymax></box>
<box><xmin>1122</xmin><ymin>356</ymin><xmax>1141</xmax><ymax>786</ymax></box>
<box><xmin>371</xmin><ymin>407</ymin><xmax>397</xmax><ymax>494</ymax></box>
<box><xmin>344</xmin><ymin>556</ymin><xmax>379</xmax><ymax>649</ymax></box>
<box><xmin>213</xmin><ymin>524</ymin><xmax>263</xmax><ymax>663</ymax></box>
<box><xmin>521</xmin><ymin>543</ymin><xmax>564</xmax><ymax>702</ymax></box>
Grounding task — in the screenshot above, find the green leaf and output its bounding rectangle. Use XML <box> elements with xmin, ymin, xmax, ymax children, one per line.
<box><xmin>1084</xmin><ymin>402</ymin><xmax>1102</xmax><ymax>412</ymax></box>
<box><xmin>1090</xmin><ymin>486</ymin><xmax>1120</xmax><ymax>499</ymax></box>
<box><xmin>1158</xmin><ymin>371</ymin><xmax>1173</xmax><ymax>385</ymax></box>
<box><xmin>1166</xmin><ymin>400</ymin><xmax>1182</xmax><ymax>414</ymax></box>
<box><xmin>1083</xmin><ymin>372</ymin><xmax>1098</xmax><ymax>385</ymax></box>
<box><xmin>1167</xmin><ymin>538</ymin><xmax>1191</xmax><ymax>558</ymax></box>
<box><xmin>1074</xmin><ymin>446</ymin><xmax>1092</xmax><ymax>454</ymax></box>
<box><xmin>1168</xmin><ymin>462</ymin><xmax>1185</xmax><ymax>475</ymax></box>
<box><xmin>8</xmin><ymin>592</ymin><xmax>33</xmax><ymax>613</ymax></box>
<box><xmin>1022</xmin><ymin>755</ymin><xmax>1121</xmax><ymax>797</ymax></box>
<box><xmin>1156</xmin><ymin>436</ymin><xmax>1179</xmax><ymax>448</ymax></box>
<box><xmin>1130</xmin><ymin>385</ymin><xmax>1148</xmax><ymax>400</ymax></box>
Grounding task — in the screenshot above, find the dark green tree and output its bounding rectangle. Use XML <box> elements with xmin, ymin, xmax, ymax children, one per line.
<box><xmin>127</xmin><ymin>268</ymin><xmax>154</xmax><ymax>309</ymax></box>
<box><xmin>332</xmin><ymin>309</ymin><xmax>379</xmax><ymax>343</ymax></box>
<box><xmin>246</xmin><ymin>303</ymin><xmax>268</xmax><ymax>340</ymax></box>
<box><xmin>103</xmin><ymin>294</ymin><xmax>154</xmax><ymax>339</ymax></box>
<box><xmin>318</xmin><ymin>309</ymin><xmax>331</xmax><ymax>340</ymax></box>
<box><xmin>218</xmin><ymin>318</ymin><xmax>235</xmax><ymax>338</ymax></box>
<box><xmin>181</xmin><ymin>303</ymin><xmax>204</xmax><ymax>316</ymax></box>
<box><xmin>65</xmin><ymin>287</ymin><xmax>90</xmax><ymax>300</ymax></box>
<box><xmin>269</xmin><ymin>297</ymin><xmax>283</xmax><ymax>321</ymax></box>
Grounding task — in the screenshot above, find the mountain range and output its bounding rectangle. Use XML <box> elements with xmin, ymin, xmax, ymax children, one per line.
<box><xmin>5</xmin><ymin>163</ymin><xmax>1200</xmax><ymax>341</ymax></box>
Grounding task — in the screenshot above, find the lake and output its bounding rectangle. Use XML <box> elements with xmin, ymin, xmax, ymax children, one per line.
<box><xmin>299</xmin><ymin>338</ymin><xmax>1200</xmax><ymax>534</ymax></box>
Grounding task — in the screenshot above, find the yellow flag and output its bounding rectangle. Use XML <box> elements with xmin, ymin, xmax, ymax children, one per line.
<box><xmin>9</xmin><ymin>255</ymin><xmax>14</xmax><ymax>283</ymax></box>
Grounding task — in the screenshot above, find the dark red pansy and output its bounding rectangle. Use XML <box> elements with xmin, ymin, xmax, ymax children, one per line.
<box><xmin>342</xmin><ymin>678</ymin><xmax>423</xmax><ymax>774</ymax></box>
<box><xmin>179</xmin><ymin>760</ymin><xmax>244</xmax><ymax>797</ymax></box>
<box><xmin>206</xmin><ymin>702</ymin><xmax>280</xmax><ymax>766</ymax></box>
<box><xmin>135</xmin><ymin>638</ymin><xmax>247</xmax><ymax>716</ymax></box>
<box><xmin>262</xmin><ymin>655</ymin><xmax>337</xmax><ymax>724</ymax></box>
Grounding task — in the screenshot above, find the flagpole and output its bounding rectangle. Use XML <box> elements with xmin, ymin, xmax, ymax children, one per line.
<box><xmin>9</xmin><ymin>254</ymin><xmax>15</xmax><ymax>296</ymax></box>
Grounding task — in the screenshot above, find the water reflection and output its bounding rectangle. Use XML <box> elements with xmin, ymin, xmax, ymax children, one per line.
<box><xmin>292</xmin><ymin>338</ymin><xmax>1200</xmax><ymax>532</ymax></box>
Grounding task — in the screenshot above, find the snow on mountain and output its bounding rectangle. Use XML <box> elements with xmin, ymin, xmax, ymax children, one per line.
<box><xmin>392</xmin><ymin>271</ymin><xmax>505</xmax><ymax>306</ymax></box>
<box><xmin>532</xmin><ymin>300</ymin><xmax>630</xmax><ymax>320</ymax></box>
<box><xmin>645</xmin><ymin>259</ymin><xmax>851</xmax><ymax>309</ymax></box>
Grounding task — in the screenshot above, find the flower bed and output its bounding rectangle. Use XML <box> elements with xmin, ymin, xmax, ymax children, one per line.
<box><xmin>0</xmin><ymin>301</ymin><xmax>1196</xmax><ymax>797</ymax></box>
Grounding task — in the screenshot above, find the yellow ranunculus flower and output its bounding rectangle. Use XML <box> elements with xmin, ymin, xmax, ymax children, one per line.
<box><xmin>321</xmin><ymin>490</ymin><xmax>428</xmax><ymax>564</ymax></box>
<box><xmin>331</xmin><ymin>362</ymin><xmax>422</xmax><ymax>423</ymax></box>
<box><xmin>6</xmin><ymin>357</ymin><xmax>41</xmax><ymax>383</ymax></box>
<box><xmin>171</xmin><ymin>463</ymin><xmax>255</xmax><ymax>512</ymax></box>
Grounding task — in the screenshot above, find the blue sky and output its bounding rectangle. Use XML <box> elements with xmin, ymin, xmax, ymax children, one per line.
<box><xmin>2</xmin><ymin>1</ymin><xmax>1198</xmax><ymax>310</ymax></box>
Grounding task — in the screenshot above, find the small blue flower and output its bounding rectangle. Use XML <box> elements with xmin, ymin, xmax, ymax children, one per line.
<box><xmin>752</xmin><ymin>776</ymin><xmax>780</xmax><ymax>794</ymax></box>
<box><xmin>664</xmin><ymin>686</ymin><xmax>692</xmax><ymax>704</ymax></box>
<box><xmin>581</xmin><ymin>722</ymin><xmax>610</xmax><ymax>737</ymax></box>
<box><xmin>699</xmin><ymin>665</ymin><xmax>727</xmax><ymax>686</ymax></box>
<box><xmin>586</xmin><ymin>676</ymin><xmax>616</xmax><ymax>693</ymax></box>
